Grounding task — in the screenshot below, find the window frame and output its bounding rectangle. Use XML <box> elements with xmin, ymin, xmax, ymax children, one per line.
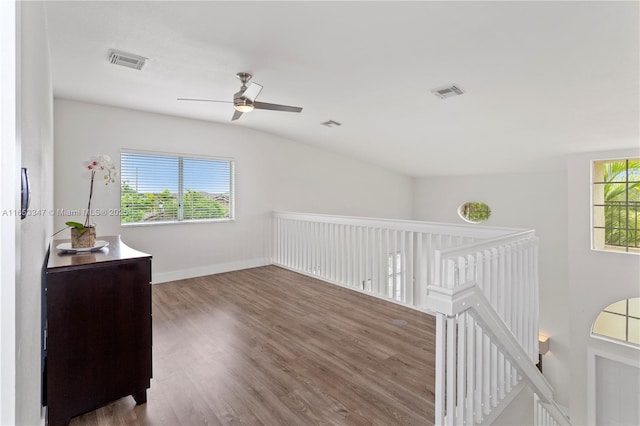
<box><xmin>120</xmin><ymin>149</ymin><xmax>235</xmax><ymax>227</ymax></box>
<box><xmin>591</xmin><ymin>297</ymin><xmax>640</xmax><ymax>348</ymax></box>
<box><xmin>591</xmin><ymin>157</ymin><xmax>640</xmax><ymax>255</ymax></box>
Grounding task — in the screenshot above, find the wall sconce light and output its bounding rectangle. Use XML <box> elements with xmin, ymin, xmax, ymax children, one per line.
<box><xmin>537</xmin><ymin>334</ymin><xmax>550</xmax><ymax>373</ymax></box>
<box><xmin>539</xmin><ymin>334</ymin><xmax>550</xmax><ymax>355</ymax></box>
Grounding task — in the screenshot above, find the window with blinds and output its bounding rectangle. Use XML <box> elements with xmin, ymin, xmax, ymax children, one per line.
<box><xmin>120</xmin><ymin>151</ymin><xmax>234</xmax><ymax>225</ymax></box>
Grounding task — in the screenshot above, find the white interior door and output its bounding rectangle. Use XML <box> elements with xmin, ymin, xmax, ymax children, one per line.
<box><xmin>596</xmin><ymin>356</ymin><xmax>640</xmax><ymax>426</ymax></box>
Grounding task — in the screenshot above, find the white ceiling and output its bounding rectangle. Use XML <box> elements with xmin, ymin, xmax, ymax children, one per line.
<box><xmin>44</xmin><ymin>1</ymin><xmax>639</xmax><ymax>177</ymax></box>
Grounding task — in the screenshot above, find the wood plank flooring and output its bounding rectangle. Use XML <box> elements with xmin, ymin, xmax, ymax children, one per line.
<box><xmin>68</xmin><ymin>265</ymin><xmax>436</xmax><ymax>425</ymax></box>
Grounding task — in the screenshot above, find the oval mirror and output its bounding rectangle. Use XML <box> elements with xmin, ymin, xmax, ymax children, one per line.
<box><xmin>458</xmin><ymin>201</ymin><xmax>492</xmax><ymax>223</ymax></box>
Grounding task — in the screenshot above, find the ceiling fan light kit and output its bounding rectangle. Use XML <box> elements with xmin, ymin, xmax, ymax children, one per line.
<box><xmin>234</xmin><ymin>99</ymin><xmax>254</xmax><ymax>112</ymax></box>
<box><xmin>178</xmin><ymin>72</ymin><xmax>303</xmax><ymax>121</ymax></box>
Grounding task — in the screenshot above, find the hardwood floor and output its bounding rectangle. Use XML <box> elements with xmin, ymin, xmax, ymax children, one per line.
<box><xmin>68</xmin><ymin>265</ymin><xmax>436</xmax><ymax>425</ymax></box>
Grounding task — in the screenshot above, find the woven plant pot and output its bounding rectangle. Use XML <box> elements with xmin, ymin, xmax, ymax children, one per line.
<box><xmin>71</xmin><ymin>226</ymin><xmax>96</xmax><ymax>248</ymax></box>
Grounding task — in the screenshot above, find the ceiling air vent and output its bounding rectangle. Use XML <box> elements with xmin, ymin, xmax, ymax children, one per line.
<box><xmin>432</xmin><ymin>84</ymin><xmax>464</xmax><ymax>99</ymax></box>
<box><xmin>321</xmin><ymin>120</ymin><xmax>342</xmax><ymax>128</ymax></box>
<box><xmin>107</xmin><ymin>49</ymin><xmax>147</xmax><ymax>70</ymax></box>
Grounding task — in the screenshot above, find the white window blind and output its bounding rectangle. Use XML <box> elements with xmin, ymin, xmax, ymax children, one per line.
<box><xmin>120</xmin><ymin>151</ymin><xmax>234</xmax><ymax>225</ymax></box>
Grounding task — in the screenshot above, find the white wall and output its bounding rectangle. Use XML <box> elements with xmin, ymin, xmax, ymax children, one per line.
<box><xmin>0</xmin><ymin>0</ymin><xmax>18</xmax><ymax>423</ymax></box>
<box><xmin>492</xmin><ymin>386</ymin><xmax>534</xmax><ymax>426</ymax></box>
<box><xmin>53</xmin><ymin>99</ymin><xmax>414</xmax><ymax>282</ymax></box>
<box><xmin>568</xmin><ymin>148</ymin><xmax>640</xmax><ymax>425</ymax></box>
<box><xmin>15</xmin><ymin>1</ymin><xmax>54</xmax><ymax>425</ymax></box>
<box><xmin>412</xmin><ymin>171</ymin><xmax>571</xmax><ymax>409</ymax></box>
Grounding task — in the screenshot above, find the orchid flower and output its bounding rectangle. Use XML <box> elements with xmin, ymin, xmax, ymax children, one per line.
<box><xmin>82</xmin><ymin>154</ymin><xmax>118</xmax><ymax>227</ymax></box>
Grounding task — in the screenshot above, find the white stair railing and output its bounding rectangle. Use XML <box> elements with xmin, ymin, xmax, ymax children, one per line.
<box><xmin>535</xmin><ymin>393</ymin><xmax>567</xmax><ymax>426</ymax></box>
<box><xmin>433</xmin><ymin>231</ymin><xmax>540</xmax><ymax>360</ymax></box>
<box><xmin>271</xmin><ymin>212</ymin><xmax>568</xmax><ymax>425</ymax></box>
<box><xmin>427</xmin><ymin>284</ymin><xmax>570</xmax><ymax>426</ymax></box>
<box><xmin>272</xmin><ymin>212</ymin><xmax>516</xmax><ymax>309</ymax></box>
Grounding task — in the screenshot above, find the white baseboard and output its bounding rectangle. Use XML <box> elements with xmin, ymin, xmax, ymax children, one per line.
<box><xmin>152</xmin><ymin>258</ymin><xmax>270</xmax><ymax>284</ymax></box>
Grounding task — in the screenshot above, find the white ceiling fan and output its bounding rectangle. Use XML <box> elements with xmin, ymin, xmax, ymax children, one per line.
<box><xmin>178</xmin><ymin>72</ymin><xmax>303</xmax><ymax>121</ymax></box>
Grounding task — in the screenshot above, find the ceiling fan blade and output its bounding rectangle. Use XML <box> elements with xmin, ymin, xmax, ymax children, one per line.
<box><xmin>177</xmin><ymin>98</ymin><xmax>232</xmax><ymax>103</ymax></box>
<box><xmin>231</xmin><ymin>110</ymin><xmax>243</xmax><ymax>121</ymax></box>
<box><xmin>241</xmin><ymin>83</ymin><xmax>263</xmax><ymax>102</ymax></box>
<box><xmin>253</xmin><ymin>101</ymin><xmax>303</xmax><ymax>113</ymax></box>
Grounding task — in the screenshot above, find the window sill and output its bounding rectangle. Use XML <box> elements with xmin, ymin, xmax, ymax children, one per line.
<box><xmin>591</xmin><ymin>246</ymin><xmax>640</xmax><ymax>255</ymax></box>
<box><xmin>121</xmin><ymin>218</ymin><xmax>235</xmax><ymax>228</ymax></box>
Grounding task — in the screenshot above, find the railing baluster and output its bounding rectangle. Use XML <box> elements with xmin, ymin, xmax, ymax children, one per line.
<box><xmin>446</xmin><ymin>316</ymin><xmax>456</xmax><ymax>426</ymax></box>
<box><xmin>491</xmin><ymin>341</ymin><xmax>498</xmax><ymax>408</ymax></box>
<box><xmin>498</xmin><ymin>351</ymin><xmax>505</xmax><ymax>401</ymax></box>
<box><xmin>373</xmin><ymin>227</ymin><xmax>378</xmax><ymax>295</ymax></box>
<box><xmin>364</xmin><ymin>227</ymin><xmax>370</xmax><ymax>291</ymax></box>
<box><xmin>506</xmin><ymin>359</ymin><xmax>513</xmax><ymax>392</ymax></box>
<box><xmin>372</xmin><ymin>228</ymin><xmax>379</xmax><ymax>294</ymax></box>
<box><xmin>457</xmin><ymin>313</ymin><xmax>466</xmax><ymax>422</ymax></box>
<box><xmin>435</xmin><ymin>313</ymin><xmax>446</xmax><ymax>425</ymax></box>
<box><xmin>357</xmin><ymin>226</ymin><xmax>363</xmax><ymax>289</ymax></box>
<box><xmin>312</xmin><ymin>220</ymin><xmax>317</xmax><ymax>274</ymax></box>
<box><xmin>317</xmin><ymin>220</ymin><xmax>321</xmax><ymax>274</ymax></box>
<box><xmin>298</xmin><ymin>220</ymin><xmax>304</xmax><ymax>272</ymax></box>
<box><xmin>415</xmin><ymin>232</ymin><xmax>426</xmax><ymax>307</ymax></box>
<box><xmin>286</xmin><ymin>220</ymin><xmax>292</xmax><ymax>267</ymax></box>
<box><xmin>299</xmin><ymin>222</ymin><xmax>314</xmax><ymax>273</ymax></box>
<box><xmin>517</xmin><ymin>243</ymin><xmax>525</xmax><ymax>350</ymax></box>
<box><xmin>333</xmin><ymin>224</ymin><xmax>339</xmax><ymax>281</ymax></box>
<box><xmin>323</xmin><ymin>222</ymin><xmax>329</xmax><ymax>277</ymax></box>
<box><xmin>339</xmin><ymin>224</ymin><xmax>345</xmax><ymax>284</ymax></box>
<box><xmin>390</xmin><ymin>229</ymin><xmax>395</xmax><ymax>298</ymax></box>
<box><xmin>347</xmin><ymin>224</ymin><xmax>352</xmax><ymax>284</ymax></box>
<box><xmin>384</xmin><ymin>228</ymin><xmax>390</xmax><ymax>296</ymax></box>
<box><xmin>475</xmin><ymin>324</ymin><xmax>483</xmax><ymax>424</ymax></box>
<box><xmin>507</xmin><ymin>244</ymin><xmax>515</xmax><ymax>337</ymax></box>
<box><xmin>361</xmin><ymin>227</ymin><xmax>366</xmax><ymax>290</ymax></box>
<box><xmin>406</xmin><ymin>231</ymin><xmax>414</xmax><ymax>304</ymax></box>
<box><xmin>466</xmin><ymin>313</ymin><xmax>475</xmax><ymax>423</ymax></box>
<box><xmin>481</xmin><ymin>332</ymin><xmax>490</xmax><ymax>416</ymax></box>
<box><xmin>380</xmin><ymin>228</ymin><xmax>387</xmax><ymax>297</ymax></box>
<box><xmin>356</xmin><ymin>226</ymin><xmax>361</xmax><ymax>288</ymax></box>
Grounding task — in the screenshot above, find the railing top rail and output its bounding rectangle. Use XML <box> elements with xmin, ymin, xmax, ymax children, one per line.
<box><xmin>273</xmin><ymin>211</ymin><xmax>525</xmax><ymax>240</ymax></box>
<box><xmin>436</xmin><ymin>229</ymin><xmax>537</xmax><ymax>259</ymax></box>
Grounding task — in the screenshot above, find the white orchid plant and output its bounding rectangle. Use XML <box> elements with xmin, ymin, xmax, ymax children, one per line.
<box><xmin>82</xmin><ymin>154</ymin><xmax>118</xmax><ymax>226</ymax></box>
<box><xmin>57</xmin><ymin>155</ymin><xmax>118</xmax><ymax>236</ymax></box>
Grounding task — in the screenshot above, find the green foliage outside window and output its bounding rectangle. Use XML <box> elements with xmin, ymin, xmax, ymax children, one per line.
<box><xmin>121</xmin><ymin>182</ymin><xmax>228</xmax><ymax>224</ymax></box>
<box><xmin>183</xmin><ymin>189</ymin><xmax>227</xmax><ymax>220</ymax></box>
<box><xmin>603</xmin><ymin>160</ymin><xmax>640</xmax><ymax>249</ymax></box>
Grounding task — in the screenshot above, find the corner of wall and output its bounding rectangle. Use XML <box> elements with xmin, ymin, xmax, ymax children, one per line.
<box><xmin>16</xmin><ymin>1</ymin><xmax>54</xmax><ymax>425</ymax></box>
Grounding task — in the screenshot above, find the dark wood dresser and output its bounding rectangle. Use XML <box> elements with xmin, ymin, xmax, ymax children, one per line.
<box><xmin>44</xmin><ymin>235</ymin><xmax>152</xmax><ymax>426</ymax></box>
